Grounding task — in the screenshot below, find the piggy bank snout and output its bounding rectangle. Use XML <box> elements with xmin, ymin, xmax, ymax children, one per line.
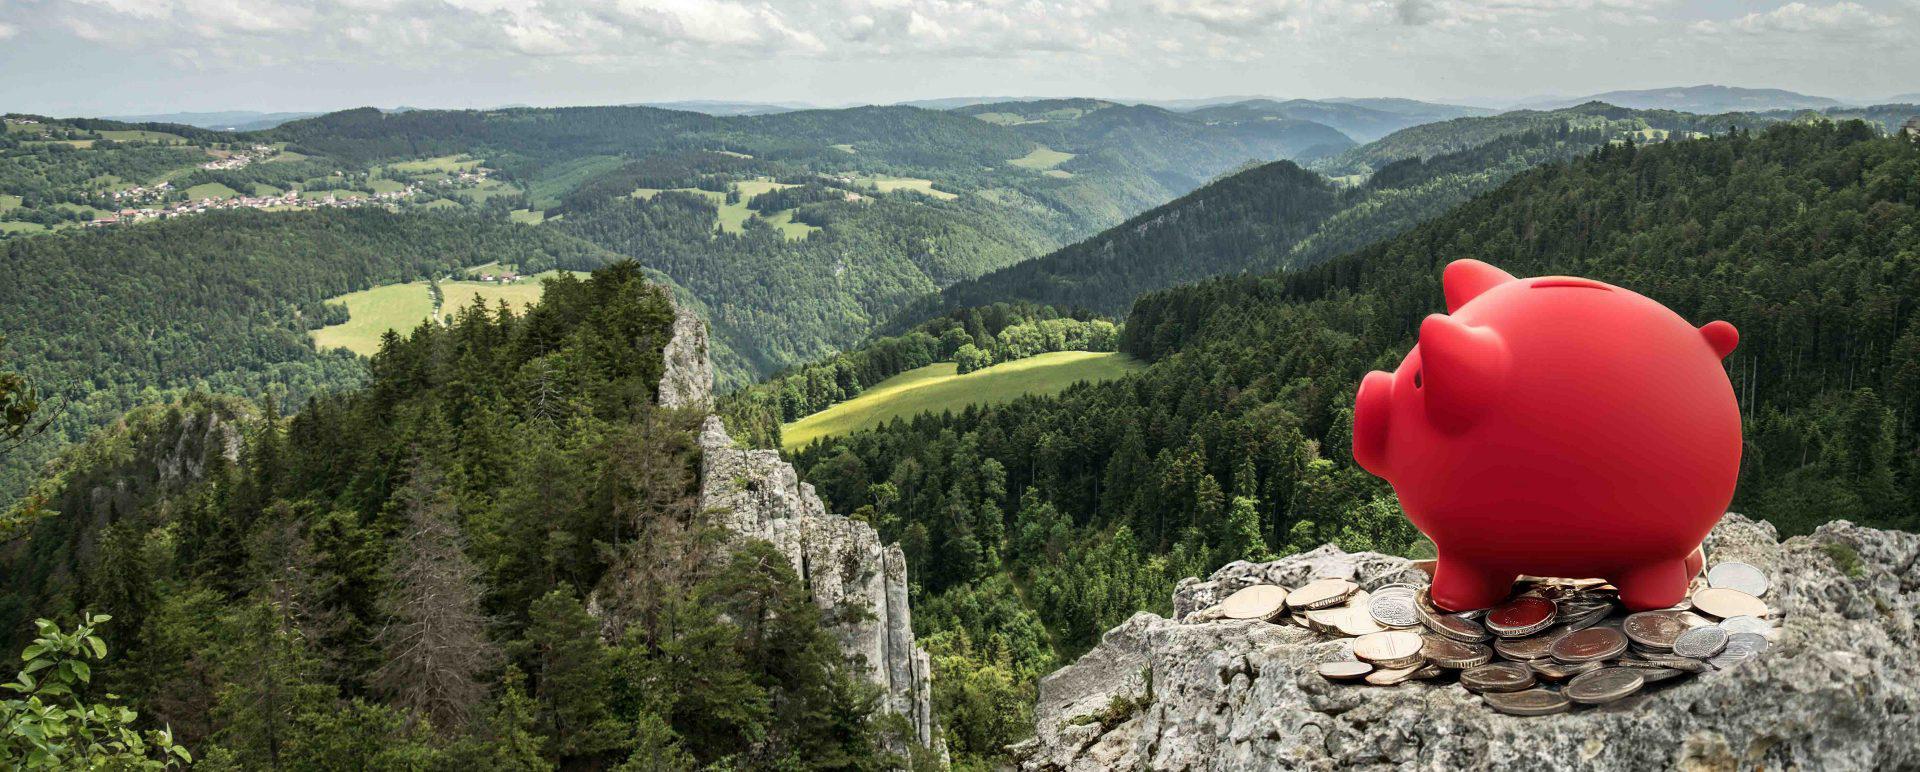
<box><xmin>1353</xmin><ymin>370</ymin><xmax>1395</xmax><ymax>477</ymax></box>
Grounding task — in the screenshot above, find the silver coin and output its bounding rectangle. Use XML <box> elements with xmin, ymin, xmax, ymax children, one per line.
<box><xmin>1708</xmin><ymin>631</ymin><xmax>1770</xmax><ymax>669</ymax></box>
<box><xmin>1707</xmin><ymin>562</ymin><xmax>1769</xmax><ymax>598</ymax></box>
<box><xmin>1720</xmin><ymin>615</ymin><xmax>1772</xmax><ymax>635</ymax></box>
<box><xmin>1493</xmin><ymin>627</ymin><xmax>1568</xmax><ymax>661</ymax></box>
<box><xmin>1317</xmin><ymin>661</ymin><xmax>1373</xmax><ymax>680</ymax></box>
<box><xmin>1417</xmin><ymin>589</ymin><xmax>1491</xmax><ymax>642</ymax></box>
<box><xmin>1369</xmin><ymin>589</ymin><xmax>1421</xmax><ymax>629</ymax></box>
<box><xmin>1483</xmin><ymin>688</ymin><xmax>1570</xmax><ymax>716</ymax></box>
<box><xmin>1421</xmin><ymin>636</ymin><xmax>1493</xmax><ymax>669</ymax></box>
<box><xmin>1565</xmin><ymin>667</ymin><xmax>1645</xmax><ymax>704</ymax></box>
<box><xmin>1527</xmin><ymin>659</ymin><xmax>1601</xmax><ymax>682</ymax></box>
<box><xmin>1460</xmin><ymin>663</ymin><xmax>1536</xmax><ymax>693</ymax></box>
<box><xmin>1637</xmin><ymin>667</ymin><xmax>1691</xmax><ymax>685</ymax></box>
<box><xmin>1623</xmin><ymin>611</ymin><xmax>1689</xmax><ymax>650</ymax></box>
<box><xmin>1672</xmin><ymin>625</ymin><xmax>1730</xmax><ymax>658</ymax></box>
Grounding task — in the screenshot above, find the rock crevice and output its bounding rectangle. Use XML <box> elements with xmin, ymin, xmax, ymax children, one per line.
<box><xmin>1017</xmin><ymin>514</ymin><xmax>1920</xmax><ymax>771</ymax></box>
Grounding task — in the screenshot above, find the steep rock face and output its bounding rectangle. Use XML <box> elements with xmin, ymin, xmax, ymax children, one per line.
<box><xmin>1017</xmin><ymin>514</ymin><xmax>1920</xmax><ymax>771</ymax></box>
<box><xmin>657</xmin><ymin>305</ymin><xmax>713</xmax><ymax>410</ymax></box>
<box><xmin>659</xmin><ymin>303</ymin><xmax>933</xmax><ymax>750</ymax></box>
<box><xmin>698</xmin><ymin>416</ymin><xmax>935</xmax><ymax>746</ymax></box>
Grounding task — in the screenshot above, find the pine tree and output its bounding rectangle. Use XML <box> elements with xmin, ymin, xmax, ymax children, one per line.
<box><xmin>370</xmin><ymin>460</ymin><xmax>501</xmax><ymax>736</ymax></box>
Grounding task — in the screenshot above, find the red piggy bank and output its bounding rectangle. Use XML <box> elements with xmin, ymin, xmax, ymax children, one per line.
<box><xmin>1353</xmin><ymin>259</ymin><xmax>1741</xmax><ymax>612</ymax></box>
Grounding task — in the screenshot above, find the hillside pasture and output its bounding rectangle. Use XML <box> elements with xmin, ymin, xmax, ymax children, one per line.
<box><xmin>1009</xmin><ymin>146</ymin><xmax>1075</xmax><ymax>170</ymax></box>
<box><xmin>310</xmin><ymin>270</ymin><xmax>587</xmax><ymax>356</ymax></box>
<box><xmin>387</xmin><ymin>154</ymin><xmax>482</xmax><ymax>174</ymax></box>
<box><xmin>856</xmin><ymin>176</ymin><xmax>958</xmax><ymax>201</ymax></box>
<box><xmin>781</xmin><ymin>351</ymin><xmax>1143</xmax><ymax>450</ymax></box>
<box><xmin>184</xmin><ymin>182</ymin><xmax>240</xmax><ymax>200</ymax></box>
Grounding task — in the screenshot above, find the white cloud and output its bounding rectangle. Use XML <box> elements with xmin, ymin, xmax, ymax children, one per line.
<box><xmin>1729</xmin><ymin>1</ymin><xmax>1894</xmax><ymax>33</ymax></box>
<box><xmin>0</xmin><ymin>22</ymin><xmax>14</xmax><ymax>39</ymax></box>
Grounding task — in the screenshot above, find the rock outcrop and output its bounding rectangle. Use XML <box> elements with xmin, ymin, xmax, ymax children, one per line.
<box><xmin>698</xmin><ymin>416</ymin><xmax>935</xmax><ymax>748</ymax></box>
<box><xmin>657</xmin><ymin>304</ymin><xmax>712</xmax><ymax>410</ymax></box>
<box><xmin>1016</xmin><ymin>514</ymin><xmax>1919</xmax><ymax>771</ymax></box>
<box><xmin>658</xmin><ymin>305</ymin><xmax>934</xmax><ymax>751</ymax></box>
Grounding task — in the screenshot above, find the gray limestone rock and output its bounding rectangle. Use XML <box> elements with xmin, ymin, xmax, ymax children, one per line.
<box><xmin>656</xmin><ymin>304</ymin><xmax>712</xmax><ymax>410</ymax></box>
<box><xmin>698</xmin><ymin>415</ymin><xmax>935</xmax><ymax>750</ymax></box>
<box><xmin>1021</xmin><ymin>513</ymin><xmax>1920</xmax><ymax>771</ymax></box>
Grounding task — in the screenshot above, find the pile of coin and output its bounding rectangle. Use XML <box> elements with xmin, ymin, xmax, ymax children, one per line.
<box><xmin>1209</xmin><ymin>560</ymin><xmax>1781</xmax><ymax>716</ymax></box>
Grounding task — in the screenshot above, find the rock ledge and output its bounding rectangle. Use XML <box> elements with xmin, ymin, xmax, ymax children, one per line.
<box><xmin>1016</xmin><ymin>514</ymin><xmax>1919</xmax><ymax>771</ymax></box>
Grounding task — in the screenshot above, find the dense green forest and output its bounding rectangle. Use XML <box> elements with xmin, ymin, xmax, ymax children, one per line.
<box><xmin>0</xmin><ymin>209</ymin><xmax>628</xmax><ymax>501</ymax></box>
<box><xmin>1</xmin><ymin>265</ymin><xmax>917</xmax><ymax>769</ymax></box>
<box><xmin>781</xmin><ymin>122</ymin><xmax>1919</xmax><ymax>765</ymax></box>
<box><xmin>1311</xmin><ymin>102</ymin><xmax>1773</xmax><ymax>175</ymax></box>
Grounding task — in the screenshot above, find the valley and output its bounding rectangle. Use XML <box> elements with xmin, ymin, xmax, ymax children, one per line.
<box><xmin>1</xmin><ymin>81</ymin><xmax>1917</xmax><ymax>772</ymax></box>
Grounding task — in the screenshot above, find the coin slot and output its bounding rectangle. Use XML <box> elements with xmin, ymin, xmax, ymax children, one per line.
<box><xmin>1413</xmin><ymin>370</ymin><xmax>1422</xmax><ymax>389</ymax></box>
<box><xmin>1531</xmin><ymin>278</ymin><xmax>1611</xmax><ymax>291</ymax></box>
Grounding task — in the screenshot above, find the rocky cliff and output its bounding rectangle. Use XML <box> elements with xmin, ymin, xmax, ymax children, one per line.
<box><xmin>660</xmin><ymin>305</ymin><xmax>934</xmax><ymax>750</ymax></box>
<box><xmin>1016</xmin><ymin>514</ymin><xmax>1919</xmax><ymax>771</ymax></box>
<box><xmin>657</xmin><ymin>304</ymin><xmax>713</xmax><ymax>410</ymax></box>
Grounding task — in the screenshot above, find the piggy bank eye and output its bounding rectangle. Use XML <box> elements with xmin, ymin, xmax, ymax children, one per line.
<box><xmin>1413</xmin><ymin>370</ymin><xmax>1423</xmax><ymax>389</ymax></box>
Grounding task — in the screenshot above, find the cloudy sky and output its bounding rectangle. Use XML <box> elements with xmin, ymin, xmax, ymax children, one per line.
<box><xmin>2</xmin><ymin>0</ymin><xmax>1915</xmax><ymax>117</ymax></box>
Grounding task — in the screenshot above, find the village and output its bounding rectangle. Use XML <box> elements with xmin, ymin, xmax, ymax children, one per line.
<box><xmin>89</xmin><ymin>183</ymin><xmax>423</xmax><ymax>227</ymax></box>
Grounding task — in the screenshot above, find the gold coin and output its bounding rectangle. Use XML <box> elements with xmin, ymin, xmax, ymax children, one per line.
<box><xmin>1690</xmin><ymin>587</ymin><xmax>1769</xmax><ymax>619</ymax></box>
<box><xmin>1288</xmin><ymin>578</ymin><xmax>1359</xmax><ymax>610</ymax></box>
<box><xmin>1353</xmin><ymin>631</ymin><xmax>1424</xmax><ymax>664</ymax></box>
<box><xmin>1217</xmin><ymin>584</ymin><xmax>1291</xmax><ymax>621</ymax></box>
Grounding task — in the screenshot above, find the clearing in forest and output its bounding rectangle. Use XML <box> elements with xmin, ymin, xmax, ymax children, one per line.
<box><xmin>780</xmin><ymin>351</ymin><xmax>1143</xmax><ymax>451</ymax></box>
<box><xmin>310</xmin><ymin>270</ymin><xmax>586</xmax><ymax>356</ymax></box>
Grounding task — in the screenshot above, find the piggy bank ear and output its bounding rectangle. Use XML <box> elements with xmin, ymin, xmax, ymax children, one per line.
<box><xmin>1443</xmin><ymin>259</ymin><xmax>1517</xmax><ymax>313</ymax></box>
<box><xmin>1418</xmin><ymin>314</ymin><xmax>1509</xmax><ymax>433</ymax></box>
<box><xmin>1700</xmin><ymin>320</ymin><xmax>1738</xmax><ymax>359</ymax></box>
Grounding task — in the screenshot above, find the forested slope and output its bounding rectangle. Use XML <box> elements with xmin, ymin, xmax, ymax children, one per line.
<box><xmin>1</xmin><ymin>265</ymin><xmax>905</xmax><ymax>768</ymax></box>
<box><xmin>0</xmin><ymin>209</ymin><xmax>628</xmax><ymax>500</ymax></box>
<box><xmin>909</xmin><ymin>115</ymin><xmax>1752</xmax><ymax>320</ymax></box>
<box><xmin>782</xmin><ymin>122</ymin><xmax>1919</xmax><ymax>766</ymax></box>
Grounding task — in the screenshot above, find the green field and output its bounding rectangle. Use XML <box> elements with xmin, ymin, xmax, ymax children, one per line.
<box><xmin>0</xmin><ymin>194</ymin><xmax>20</xmax><ymax>213</ymax></box>
<box><xmin>185</xmin><ymin>182</ymin><xmax>240</xmax><ymax>200</ymax></box>
<box><xmin>0</xmin><ymin>221</ymin><xmax>48</xmax><ymax>236</ymax></box>
<box><xmin>509</xmin><ymin>208</ymin><xmax>546</xmax><ymax>224</ymax></box>
<box><xmin>368</xmin><ymin>178</ymin><xmax>409</xmax><ymax>194</ymax></box>
<box><xmin>311</xmin><ymin>271</ymin><xmax>586</xmax><ymax>356</ymax></box>
<box><xmin>98</xmin><ymin>129</ymin><xmax>187</xmax><ymax>144</ymax></box>
<box><xmin>387</xmin><ymin>154</ymin><xmax>481</xmax><ymax>174</ymax></box>
<box><xmin>1009</xmin><ymin>146</ymin><xmax>1075</xmax><ymax>170</ymax></box>
<box><xmin>856</xmin><ymin>176</ymin><xmax>958</xmax><ymax>201</ymax></box>
<box><xmin>251</xmin><ymin>183</ymin><xmax>283</xmax><ymax>196</ymax></box>
<box><xmin>636</xmin><ymin>182</ymin><xmax>817</xmax><ymax>239</ymax></box>
<box><xmin>781</xmin><ymin>351</ymin><xmax>1143</xmax><ymax>450</ymax></box>
<box><xmin>832</xmin><ymin>143</ymin><xmax>857</xmax><ymax>154</ymax></box>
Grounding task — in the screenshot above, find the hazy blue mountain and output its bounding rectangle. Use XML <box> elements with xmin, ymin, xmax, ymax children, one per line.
<box><xmin>104</xmin><ymin>110</ymin><xmax>321</xmax><ymax>131</ymax></box>
<box><xmin>1322</xmin><ymin>97</ymin><xmax>1494</xmax><ymax>119</ymax></box>
<box><xmin>641</xmin><ymin>99</ymin><xmax>812</xmax><ymax>115</ymax></box>
<box><xmin>1523</xmin><ymin>85</ymin><xmax>1841</xmax><ymax>113</ymax></box>
<box><xmin>1184</xmin><ymin>98</ymin><xmax>1490</xmax><ymax>143</ymax></box>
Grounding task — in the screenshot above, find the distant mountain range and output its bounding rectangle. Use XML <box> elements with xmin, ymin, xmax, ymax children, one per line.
<box><xmin>1180</xmin><ymin>98</ymin><xmax>1492</xmax><ymax>143</ymax></box>
<box><xmin>105</xmin><ymin>110</ymin><xmax>323</xmax><ymax>131</ymax></box>
<box><xmin>639</xmin><ymin>100</ymin><xmax>814</xmax><ymax>115</ymax></box>
<box><xmin>1518</xmin><ymin>85</ymin><xmax>1841</xmax><ymax>113</ymax></box>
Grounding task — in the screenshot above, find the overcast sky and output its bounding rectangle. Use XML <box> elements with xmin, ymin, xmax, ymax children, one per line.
<box><xmin>2</xmin><ymin>0</ymin><xmax>1915</xmax><ymax>117</ymax></box>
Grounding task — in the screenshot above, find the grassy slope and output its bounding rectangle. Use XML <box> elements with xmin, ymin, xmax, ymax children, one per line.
<box><xmin>311</xmin><ymin>271</ymin><xmax>585</xmax><ymax>355</ymax></box>
<box><xmin>781</xmin><ymin>351</ymin><xmax>1143</xmax><ymax>450</ymax></box>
